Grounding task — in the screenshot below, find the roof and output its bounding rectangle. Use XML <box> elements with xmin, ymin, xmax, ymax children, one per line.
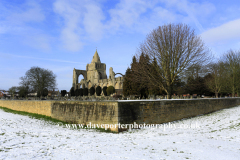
<box><xmin>91</xmin><ymin>49</ymin><xmax>101</xmax><ymax>63</ymax></box>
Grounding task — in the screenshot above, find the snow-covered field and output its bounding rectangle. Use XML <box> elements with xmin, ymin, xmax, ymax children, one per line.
<box><xmin>1</xmin><ymin>106</ymin><xmax>240</xmax><ymax>160</ymax></box>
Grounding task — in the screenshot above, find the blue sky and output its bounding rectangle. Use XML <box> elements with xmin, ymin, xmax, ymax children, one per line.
<box><xmin>1</xmin><ymin>0</ymin><xmax>240</xmax><ymax>91</ymax></box>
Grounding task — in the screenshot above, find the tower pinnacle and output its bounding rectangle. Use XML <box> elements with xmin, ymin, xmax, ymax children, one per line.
<box><xmin>91</xmin><ymin>49</ymin><xmax>101</xmax><ymax>63</ymax></box>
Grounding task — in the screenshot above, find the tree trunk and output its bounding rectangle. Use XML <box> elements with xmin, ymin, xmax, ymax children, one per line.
<box><xmin>215</xmin><ymin>92</ymin><xmax>218</xmax><ymax>98</ymax></box>
<box><xmin>167</xmin><ymin>85</ymin><xmax>173</xmax><ymax>99</ymax></box>
<box><xmin>232</xmin><ymin>87</ymin><xmax>235</xmax><ymax>97</ymax></box>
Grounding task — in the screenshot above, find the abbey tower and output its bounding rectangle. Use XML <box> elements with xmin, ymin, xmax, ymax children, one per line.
<box><xmin>72</xmin><ymin>50</ymin><xmax>124</xmax><ymax>94</ymax></box>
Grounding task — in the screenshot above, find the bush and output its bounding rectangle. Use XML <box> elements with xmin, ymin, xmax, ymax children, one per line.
<box><xmin>83</xmin><ymin>88</ymin><xmax>88</xmax><ymax>96</ymax></box>
<box><xmin>37</xmin><ymin>88</ymin><xmax>48</xmax><ymax>97</ymax></box>
<box><xmin>61</xmin><ymin>90</ymin><xmax>67</xmax><ymax>97</ymax></box>
<box><xmin>18</xmin><ymin>87</ymin><xmax>28</xmax><ymax>98</ymax></box>
<box><xmin>79</xmin><ymin>88</ymin><xmax>83</xmax><ymax>96</ymax></box>
<box><xmin>90</xmin><ymin>87</ymin><xmax>95</xmax><ymax>96</ymax></box>
<box><xmin>70</xmin><ymin>87</ymin><xmax>75</xmax><ymax>96</ymax></box>
<box><xmin>96</xmin><ymin>86</ymin><xmax>102</xmax><ymax>96</ymax></box>
<box><xmin>140</xmin><ymin>87</ymin><xmax>148</xmax><ymax>99</ymax></box>
<box><xmin>103</xmin><ymin>86</ymin><xmax>107</xmax><ymax>96</ymax></box>
<box><xmin>75</xmin><ymin>89</ymin><xmax>81</xmax><ymax>96</ymax></box>
<box><xmin>107</xmin><ymin>86</ymin><xmax>115</xmax><ymax>96</ymax></box>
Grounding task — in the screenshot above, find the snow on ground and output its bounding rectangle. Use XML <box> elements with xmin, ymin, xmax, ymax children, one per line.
<box><xmin>0</xmin><ymin>106</ymin><xmax>240</xmax><ymax>160</ymax></box>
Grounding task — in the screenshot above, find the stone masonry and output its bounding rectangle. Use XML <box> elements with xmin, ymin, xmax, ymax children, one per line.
<box><xmin>72</xmin><ymin>50</ymin><xmax>124</xmax><ymax>94</ymax></box>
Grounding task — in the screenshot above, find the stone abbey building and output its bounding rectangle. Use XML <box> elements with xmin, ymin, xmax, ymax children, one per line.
<box><xmin>72</xmin><ymin>50</ymin><xmax>124</xmax><ymax>94</ymax></box>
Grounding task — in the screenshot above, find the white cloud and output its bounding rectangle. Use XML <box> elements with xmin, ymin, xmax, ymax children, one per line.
<box><xmin>161</xmin><ymin>0</ymin><xmax>215</xmax><ymax>32</ymax></box>
<box><xmin>201</xmin><ymin>19</ymin><xmax>240</xmax><ymax>44</ymax></box>
<box><xmin>83</xmin><ymin>3</ymin><xmax>105</xmax><ymax>41</ymax></box>
<box><xmin>107</xmin><ymin>0</ymin><xmax>157</xmax><ymax>31</ymax></box>
<box><xmin>53</xmin><ymin>0</ymin><xmax>84</xmax><ymax>51</ymax></box>
<box><xmin>1</xmin><ymin>53</ymin><xmax>85</xmax><ymax>64</ymax></box>
<box><xmin>52</xmin><ymin>0</ymin><xmax>216</xmax><ymax>52</ymax></box>
<box><xmin>7</xmin><ymin>1</ymin><xmax>45</xmax><ymax>24</ymax></box>
<box><xmin>0</xmin><ymin>1</ymin><xmax>51</xmax><ymax>50</ymax></box>
<box><xmin>0</xmin><ymin>1</ymin><xmax>45</xmax><ymax>28</ymax></box>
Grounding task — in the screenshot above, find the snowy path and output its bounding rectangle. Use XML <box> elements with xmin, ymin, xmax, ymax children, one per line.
<box><xmin>0</xmin><ymin>106</ymin><xmax>240</xmax><ymax>160</ymax></box>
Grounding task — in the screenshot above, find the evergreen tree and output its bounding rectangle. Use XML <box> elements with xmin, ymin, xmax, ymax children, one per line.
<box><xmin>96</xmin><ymin>86</ymin><xmax>102</xmax><ymax>96</ymax></box>
<box><xmin>123</xmin><ymin>68</ymin><xmax>132</xmax><ymax>96</ymax></box>
<box><xmin>79</xmin><ymin>88</ymin><xmax>83</xmax><ymax>96</ymax></box>
<box><xmin>90</xmin><ymin>87</ymin><xmax>95</xmax><ymax>96</ymax></box>
<box><xmin>75</xmin><ymin>89</ymin><xmax>81</xmax><ymax>96</ymax></box>
<box><xmin>103</xmin><ymin>86</ymin><xmax>107</xmax><ymax>96</ymax></box>
<box><xmin>107</xmin><ymin>86</ymin><xmax>115</xmax><ymax>96</ymax></box>
<box><xmin>130</xmin><ymin>56</ymin><xmax>140</xmax><ymax>95</ymax></box>
<box><xmin>83</xmin><ymin>88</ymin><xmax>88</xmax><ymax>96</ymax></box>
<box><xmin>61</xmin><ymin>90</ymin><xmax>67</xmax><ymax>97</ymax></box>
<box><xmin>70</xmin><ymin>87</ymin><xmax>75</xmax><ymax>96</ymax></box>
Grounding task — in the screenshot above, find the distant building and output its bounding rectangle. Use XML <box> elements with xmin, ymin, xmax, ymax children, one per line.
<box><xmin>48</xmin><ymin>90</ymin><xmax>60</xmax><ymax>97</ymax></box>
<box><xmin>28</xmin><ymin>92</ymin><xmax>37</xmax><ymax>97</ymax></box>
<box><xmin>72</xmin><ymin>50</ymin><xmax>124</xmax><ymax>94</ymax></box>
<box><xmin>0</xmin><ymin>91</ymin><xmax>4</xmax><ymax>97</ymax></box>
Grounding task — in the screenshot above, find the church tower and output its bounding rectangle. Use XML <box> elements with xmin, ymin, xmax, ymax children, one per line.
<box><xmin>72</xmin><ymin>49</ymin><xmax>124</xmax><ymax>94</ymax></box>
<box><xmin>86</xmin><ymin>50</ymin><xmax>107</xmax><ymax>84</ymax></box>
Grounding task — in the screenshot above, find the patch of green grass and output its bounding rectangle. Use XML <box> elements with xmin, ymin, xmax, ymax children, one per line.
<box><xmin>0</xmin><ymin>106</ymin><xmax>117</xmax><ymax>133</ymax></box>
<box><xmin>0</xmin><ymin>106</ymin><xmax>67</xmax><ymax>125</ymax></box>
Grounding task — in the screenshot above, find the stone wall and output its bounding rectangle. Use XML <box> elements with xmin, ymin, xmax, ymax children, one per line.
<box><xmin>0</xmin><ymin>100</ymin><xmax>52</xmax><ymax>116</ymax></box>
<box><xmin>118</xmin><ymin>98</ymin><xmax>240</xmax><ymax>125</ymax></box>
<box><xmin>0</xmin><ymin>100</ymin><xmax>119</xmax><ymax>132</ymax></box>
<box><xmin>51</xmin><ymin>101</ymin><xmax>118</xmax><ymax>131</ymax></box>
<box><xmin>1</xmin><ymin>98</ymin><xmax>240</xmax><ymax>132</ymax></box>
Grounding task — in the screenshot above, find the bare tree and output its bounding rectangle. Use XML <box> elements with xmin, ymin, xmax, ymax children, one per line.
<box><xmin>20</xmin><ymin>67</ymin><xmax>57</xmax><ymax>97</ymax></box>
<box><xmin>223</xmin><ymin>50</ymin><xmax>240</xmax><ymax>97</ymax></box>
<box><xmin>8</xmin><ymin>86</ymin><xmax>18</xmax><ymax>98</ymax></box>
<box><xmin>134</xmin><ymin>23</ymin><xmax>210</xmax><ymax>99</ymax></box>
<box><xmin>205</xmin><ymin>61</ymin><xmax>226</xmax><ymax>98</ymax></box>
<box><xmin>183</xmin><ymin>64</ymin><xmax>206</xmax><ymax>80</ymax></box>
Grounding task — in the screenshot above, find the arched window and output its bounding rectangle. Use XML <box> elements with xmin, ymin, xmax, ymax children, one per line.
<box><xmin>78</xmin><ymin>74</ymin><xmax>84</xmax><ymax>83</ymax></box>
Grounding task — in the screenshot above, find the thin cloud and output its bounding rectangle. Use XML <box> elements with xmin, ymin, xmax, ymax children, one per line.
<box><xmin>201</xmin><ymin>18</ymin><xmax>240</xmax><ymax>44</ymax></box>
<box><xmin>53</xmin><ymin>0</ymin><xmax>84</xmax><ymax>51</ymax></box>
<box><xmin>161</xmin><ymin>0</ymin><xmax>215</xmax><ymax>32</ymax></box>
<box><xmin>1</xmin><ymin>53</ymin><xmax>85</xmax><ymax>64</ymax></box>
<box><xmin>52</xmin><ymin>0</ymin><xmax>216</xmax><ymax>52</ymax></box>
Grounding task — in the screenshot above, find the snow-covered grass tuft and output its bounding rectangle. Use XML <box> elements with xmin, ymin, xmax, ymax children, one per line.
<box><xmin>1</xmin><ymin>106</ymin><xmax>240</xmax><ymax>159</ymax></box>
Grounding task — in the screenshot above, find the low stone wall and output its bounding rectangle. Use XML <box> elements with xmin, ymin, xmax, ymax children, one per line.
<box><xmin>1</xmin><ymin>98</ymin><xmax>240</xmax><ymax>132</ymax></box>
<box><xmin>118</xmin><ymin>98</ymin><xmax>240</xmax><ymax>125</ymax></box>
<box><xmin>0</xmin><ymin>100</ymin><xmax>52</xmax><ymax>116</ymax></box>
<box><xmin>51</xmin><ymin>101</ymin><xmax>119</xmax><ymax>131</ymax></box>
<box><xmin>0</xmin><ymin>100</ymin><xmax>119</xmax><ymax>132</ymax></box>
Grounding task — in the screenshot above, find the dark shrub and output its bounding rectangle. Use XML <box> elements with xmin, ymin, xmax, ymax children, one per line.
<box><xmin>107</xmin><ymin>86</ymin><xmax>115</xmax><ymax>96</ymax></box>
<box><xmin>79</xmin><ymin>88</ymin><xmax>83</xmax><ymax>96</ymax></box>
<box><xmin>90</xmin><ymin>87</ymin><xmax>95</xmax><ymax>96</ymax></box>
<box><xmin>96</xmin><ymin>86</ymin><xmax>102</xmax><ymax>96</ymax></box>
<box><xmin>103</xmin><ymin>86</ymin><xmax>107</xmax><ymax>96</ymax></box>
<box><xmin>61</xmin><ymin>90</ymin><xmax>67</xmax><ymax>97</ymax></box>
<box><xmin>70</xmin><ymin>87</ymin><xmax>75</xmax><ymax>96</ymax></box>
<box><xmin>83</xmin><ymin>88</ymin><xmax>88</xmax><ymax>96</ymax></box>
<box><xmin>37</xmin><ymin>88</ymin><xmax>48</xmax><ymax>97</ymax></box>
<box><xmin>75</xmin><ymin>89</ymin><xmax>81</xmax><ymax>96</ymax></box>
